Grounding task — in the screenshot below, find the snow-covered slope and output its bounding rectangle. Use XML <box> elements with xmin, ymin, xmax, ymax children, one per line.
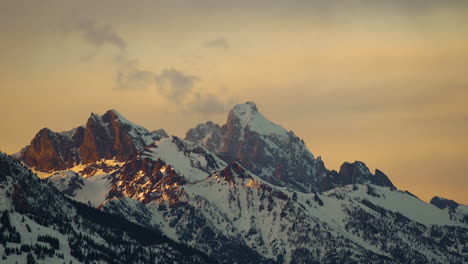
<box><xmin>49</xmin><ymin>137</ymin><xmax>467</xmax><ymax>263</ymax></box>
<box><xmin>138</xmin><ymin>137</ymin><xmax>227</xmax><ymax>183</ymax></box>
<box><xmin>325</xmin><ymin>184</ymin><xmax>466</xmax><ymax>227</ymax></box>
<box><xmin>102</xmin><ymin>159</ymin><xmax>467</xmax><ymax>263</ymax></box>
<box><xmin>47</xmin><ymin>171</ymin><xmax>112</xmax><ymax>207</ymax></box>
<box><xmin>430</xmin><ymin>196</ymin><xmax>468</xmax><ymax>224</ymax></box>
<box><xmin>0</xmin><ymin>152</ymin><xmax>214</xmax><ymax>264</ymax></box>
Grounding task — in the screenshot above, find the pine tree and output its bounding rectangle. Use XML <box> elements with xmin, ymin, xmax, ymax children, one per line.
<box><xmin>26</xmin><ymin>253</ymin><xmax>36</xmax><ymax>264</ymax></box>
<box><xmin>0</xmin><ymin>210</ymin><xmax>10</xmax><ymax>228</ymax></box>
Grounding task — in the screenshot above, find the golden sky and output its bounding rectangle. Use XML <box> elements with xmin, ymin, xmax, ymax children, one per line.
<box><xmin>1</xmin><ymin>0</ymin><xmax>467</xmax><ymax>203</ymax></box>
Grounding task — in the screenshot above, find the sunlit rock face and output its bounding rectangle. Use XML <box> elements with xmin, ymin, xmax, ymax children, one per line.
<box><xmin>20</xmin><ymin>127</ymin><xmax>81</xmax><ymax>171</ymax></box>
<box><xmin>18</xmin><ymin>109</ymin><xmax>162</xmax><ymax>172</ymax></box>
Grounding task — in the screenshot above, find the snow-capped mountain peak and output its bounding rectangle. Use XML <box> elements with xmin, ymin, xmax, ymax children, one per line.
<box><xmin>185</xmin><ymin>102</ymin><xmax>396</xmax><ymax>193</ymax></box>
<box><xmin>228</xmin><ymin>101</ymin><xmax>289</xmax><ymax>139</ymax></box>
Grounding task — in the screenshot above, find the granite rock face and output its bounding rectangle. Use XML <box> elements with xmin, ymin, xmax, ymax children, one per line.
<box><xmin>19</xmin><ymin>110</ymin><xmax>161</xmax><ymax>172</ymax></box>
<box><xmin>20</xmin><ymin>127</ymin><xmax>82</xmax><ymax>171</ymax></box>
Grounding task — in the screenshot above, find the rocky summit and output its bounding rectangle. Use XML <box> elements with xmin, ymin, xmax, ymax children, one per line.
<box><xmin>185</xmin><ymin>102</ymin><xmax>395</xmax><ymax>192</ymax></box>
<box><xmin>17</xmin><ymin>109</ymin><xmax>162</xmax><ymax>172</ymax></box>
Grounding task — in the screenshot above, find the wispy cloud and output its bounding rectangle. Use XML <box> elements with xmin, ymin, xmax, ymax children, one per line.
<box><xmin>73</xmin><ymin>20</ymin><xmax>127</xmax><ymax>52</ymax></box>
<box><xmin>115</xmin><ymin>57</ymin><xmax>155</xmax><ymax>90</ymax></box>
<box><xmin>69</xmin><ymin>19</ymin><xmax>232</xmax><ymax>114</ymax></box>
<box><xmin>155</xmin><ymin>68</ymin><xmax>199</xmax><ymax>100</ymax></box>
<box><xmin>203</xmin><ymin>37</ymin><xmax>229</xmax><ymax>49</ymax></box>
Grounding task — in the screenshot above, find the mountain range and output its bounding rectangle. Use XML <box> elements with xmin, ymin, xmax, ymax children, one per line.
<box><xmin>1</xmin><ymin>102</ymin><xmax>467</xmax><ymax>263</ymax></box>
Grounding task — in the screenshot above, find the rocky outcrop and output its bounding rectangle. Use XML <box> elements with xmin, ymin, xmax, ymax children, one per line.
<box><xmin>152</xmin><ymin>128</ymin><xmax>169</xmax><ymax>138</ymax></box>
<box><xmin>338</xmin><ymin>161</ymin><xmax>395</xmax><ymax>189</ymax></box>
<box><xmin>79</xmin><ymin>110</ymin><xmax>150</xmax><ymax>163</ymax></box>
<box><xmin>218</xmin><ymin>162</ymin><xmax>251</xmax><ymax>185</ymax></box>
<box><xmin>185</xmin><ymin>121</ymin><xmax>223</xmax><ymax>153</ymax></box>
<box><xmin>18</xmin><ymin>110</ymin><xmax>162</xmax><ymax>172</ymax></box>
<box><xmin>374</xmin><ymin>169</ymin><xmax>395</xmax><ymax>188</ymax></box>
<box><xmin>46</xmin><ymin>171</ymin><xmax>85</xmax><ymax>197</ymax></box>
<box><xmin>430</xmin><ymin>196</ymin><xmax>460</xmax><ymax>209</ymax></box>
<box><xmin>20</xmin><ymin>128</ymin><xmax>80</xmax><ymax>171</ymax></box>
<box><xmin>108</xmin><ymin>156</ymin><xmax>187</xmax><ymax>204</ymax></box>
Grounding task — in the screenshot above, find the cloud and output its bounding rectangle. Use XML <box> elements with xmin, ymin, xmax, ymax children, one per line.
<box><xmin>203</xmin><ymin>37</ymin><xmax>229</xmax><ymax>49</ymax></box>
<box><xmin>114</xmin><ymin>56</ymin><xmax>155</xmax><ymax>90</ymax></box>
<box><xmin>68</xmin><ymin>18</ymin><xmax>231</xmax><ymax>112</ymax></box>
<box><xmin>74</xmin><ymin>20</ymin><xmax>127</xmax><ymax>52</ymax></box>
<box><xmin>68</xmin><ymin>20</ymin><xmax>200</xmax><ymax>99</ymax></box>
<box><xmin>188</xmin><ymin>93</ymin><xmax>229</xmax><ymax>114</ymax></box>
<box><xmin>155</xmin><ymin>68</ymin><xmax>199</xmax><ymax>100</ymax></box>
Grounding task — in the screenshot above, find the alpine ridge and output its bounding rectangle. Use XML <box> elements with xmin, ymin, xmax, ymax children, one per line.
<box><xmin>185</xmin><ymin>102</ymin><xmax>395</xmax><ymax>192</ymax></box>
<box><xmin>7</xmin><ymin>102</ymin><xmax>468</xmax><ymax>264</ymax></box>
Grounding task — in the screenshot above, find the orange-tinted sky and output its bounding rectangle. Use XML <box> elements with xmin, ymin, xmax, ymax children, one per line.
<box><xmin>1</xmin><ymin>0</ymin><xmax>467</xmax><ymax>203</ymax></box>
